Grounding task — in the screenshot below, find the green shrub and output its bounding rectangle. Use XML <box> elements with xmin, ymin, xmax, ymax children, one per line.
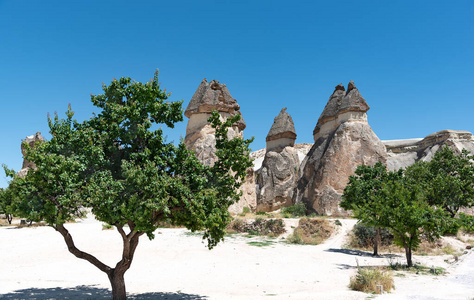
<box><xmin>459</xmin><ymin>213</ymin><xmax>474</xmax><ymax>233</ymax></box>
<box><xmin>349</xmin><ymin>264</ymin><xmax>394</xmax><ymax>293</ymax></box>
<box><xmin>335</xmin><ymin>219</ymin><xmax>342</xmax><ymax>226</ymax></box>
<box><xmin>242</xmin><ymin>207</ymin><xmax>250</xmax><ymax>214</ymax></box>
<box><xmin>255</xmin><ymin>211</ymin><xmax>268</xmax><ymax>216</ymax></box>
<box><xmin>352</xmin><ymin>223</ymin><xmax>394</xmax><ymax>248</ymax></box>
<box><xmin>281</xmin><ymin>203</ymin><xmax>307</xmax><ymax>217</ymax></box>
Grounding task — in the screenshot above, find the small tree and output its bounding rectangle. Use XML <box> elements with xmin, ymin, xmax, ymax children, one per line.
<box><xmin>0</xmin><ymin>187</ymin><xmax>13</xmax><ymax>224</ymax></box>
<box><xmin>406</xmin><ymin>146</ymin><xmax>474</xmax><ymax>218</ymax></box>
<box><xmin>4</xmin><ymin>71</ymin><xmax>253</xmax><ymax>300</ymax></box>
<box><xmin>341</xmin><ymin>162</ymin><xmax>402</xmax><ymax>256</ymax></box>
<box><xmin>376</xmin><ymin>178</ymin><xmax>450</xmax><ymax>267</ymax></box>
<box><xmin>342</xmin><ymin>164</ymin><xmax>451</xmax><ymax>267</ymax></box>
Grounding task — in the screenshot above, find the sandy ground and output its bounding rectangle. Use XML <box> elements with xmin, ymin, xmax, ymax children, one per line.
<box><xmin>0</xmin><ymin>215</ymin><xmax>473</xmax><ymax>300</ymax></box>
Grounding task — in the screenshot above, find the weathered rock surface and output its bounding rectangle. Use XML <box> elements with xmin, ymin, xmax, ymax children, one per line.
<box><xmin>184</xmin><ymin>79</ymin><xmax>245</xmax><ymax>166</ymax></box>
<box><xmin>385</xmin><ymin>130</ymin><xmax>474</xmax><ymax>171</ymax></box>
<box><xmin>256</xmin><ymin>146</ymin><xmax>299</xmax><ymax>212</ymax></box>
<box><xmin>266</xmin><ymin>107</ymin><xmax>297</xmax><ymax>151</ymax></box>
<box><xmin>294</xmin><ymin>82</ymin><xmax>387</xmax><ymax>216</ymax></box>
<box><xmin>18</xmin><ymin>132</ymin><xmax>44</xmax><ymax>178</ymax></box>
<box><xmin>256</xmin><ymin>108</ymin><xmax>298</xmax><ymax>212</ymax></box>
<box><xmin>184</xmin><ymin>79</ymin><xmax>256</xmax><ymax>214</ymax></box>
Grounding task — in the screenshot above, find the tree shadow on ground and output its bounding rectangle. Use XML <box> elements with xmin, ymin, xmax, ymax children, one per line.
<box><xmin>325</xmin><ymin>248</ymin><xmax>401</xmax><ymax>258</ymax></box>
<box><xmin>0</xmin><ymin>285</ymin><xmax>208</xmax><ymax>299</ymax></box>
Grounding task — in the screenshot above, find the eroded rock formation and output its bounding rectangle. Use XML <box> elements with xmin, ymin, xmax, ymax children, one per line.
<box><xmin>256</xmin><ymin>108</ymin><xmax>299</xmax><ymax>212</ymax></box>
<box><xmin>184</xmin><ymin>79</ymin><xmax>256</xmax><ymax>213</ymax></box>
<box><xmin>294</xmin><ymin>81</ymin><xmax>387</xmax><ymax>216</ymax></box>
<box><xmin>385</xmin><ymin>130</ymin><xmax>474</xmax><ymax>171</ymax></box>
<box><xmin>17</xmin><ymin>131</ymin><xmax>44</xmax><ymax>178</ymax></box>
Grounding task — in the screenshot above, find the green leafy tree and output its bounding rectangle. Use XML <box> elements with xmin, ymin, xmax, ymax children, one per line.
<box><xmin>341</xmin><ymin>162</ymin><xmax>402</xmax><ymax>255</ymax></box>
<box><xmin>342</xmin><ymin>164</ymin><xmax>451</xmax><ymax>267</ymax></box>
<box><xmin>0</xmin><ymin>187</ymin><xmax>13</xmax><ymax>224</ymax></box>
<box><xmin>376</xmin><ymin>178</ymin><xmax>451</xmax><ymax>267</ymax></box>
<box><xmin>405</xmin><ymin>146</ymin><xmax>474</xmax><ymax>218</ymax></box>
<box><xmin>4</xmin><ymin>71</ymin><xmax>253</xmax><ymax>300</ymax></box>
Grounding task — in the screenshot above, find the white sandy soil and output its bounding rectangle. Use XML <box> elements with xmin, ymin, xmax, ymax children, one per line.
<box><xmin>0</xmin><ymin>215</ymin><xmax>473</xmax><ymax>300</ymax></box>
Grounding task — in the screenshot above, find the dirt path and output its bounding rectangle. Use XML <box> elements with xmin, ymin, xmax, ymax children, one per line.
<box><xmin>0</xmin><ymin>216</ymin><xmax>472</xmax><ymax>299</ymax></box>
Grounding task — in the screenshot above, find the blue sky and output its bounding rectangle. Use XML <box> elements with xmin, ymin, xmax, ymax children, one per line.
<box><xmin>1</xmin><ymin>1</ymin><xmax>473</xmax><ymax>188</ymax></box>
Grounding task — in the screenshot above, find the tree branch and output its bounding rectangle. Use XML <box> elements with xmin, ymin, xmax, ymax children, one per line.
<box><xmin>55</xmin><ymin>223</ymin><xmax>112</xmax><ymax>275</ymax></box>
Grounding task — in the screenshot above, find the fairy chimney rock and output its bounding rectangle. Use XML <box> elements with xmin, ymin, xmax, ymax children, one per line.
<box><xmin>266</xmin><ymin>107</ymin><xmax>297</xmax><ymax>151</ymax></box>
<box><xmin>313</xmin><ymin>81</ymin><xmax>369</xmax><ymax>141</ymax></box>
<box><xmin>295</xmin><ymin>81</ymin><xmax>386</xmax><ymax>216</ymax></box>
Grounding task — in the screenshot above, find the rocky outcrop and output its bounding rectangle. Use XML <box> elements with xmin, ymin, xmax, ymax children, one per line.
<box><xmin>184</xmin><ymin>79</ymin><xmax>256</xmax><ymax>213</ymax></box>
<box><xmin>294</xmin><ymin>82</ymin><xmax>387</xmax><ymax>216</ymax></box>
<box><xmin>184</xmin><ymin>79</ymin><xmax>245</xmax><ymax>166</ymax></box>
<box><xmin>385</xmin><ymin>130</ymin><xmax>474</xmax><ymax>171</ymax></box>
<box><xmin>17</xmin><ymin>132</ymin><xmax>44</xmax><ymax>178</ymax></box>
<box><xmin>256</xmin><ymin>108</ymin><xmax>299</xmax><ymax>212</ymax></box>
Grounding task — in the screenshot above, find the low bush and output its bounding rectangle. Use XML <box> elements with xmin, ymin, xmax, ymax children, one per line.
<box><xmin>226</xmin><ymin>218</ymin><xmax>286</xmax><ymax>237</ymax></box>
<box><xmin>287</xmin><ymin>218</ymin><xmax>334</xmax><ymax>245</ymax></box>
<box><xmin>281</xmin><ymin>203</ymin><xmax>307</xmax><ymax>218</ymax></box>
<box><xmin>349</xmin><ymin>263</ymin><xmax>394</xmax><ymax>293</ymax></box>
<box><xmin>350</xmin><ymin>223</ymin><xmax>394</xmax><ymax>249</ymax></box>
<box><xmin>459</xmin><ymin>213</ymin><xmax>474</xmax><ymax>233</ymax></box>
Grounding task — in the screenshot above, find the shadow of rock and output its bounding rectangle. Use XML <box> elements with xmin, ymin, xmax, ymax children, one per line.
<box><xmin>0</xmin><ymin>285</ymin><xmax>208</xmax><ymax>300</ymax></box>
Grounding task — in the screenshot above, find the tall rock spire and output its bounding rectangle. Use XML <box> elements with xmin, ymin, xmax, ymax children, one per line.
<box><xmin>266</xmin><ymin>107</ymin><xmax>297</xmax><ymax>151</ymax></box>
<box><xmin>295</xmin><ymin>81</ymin><xmax>386</xmax><ymax>216</ymax></box>
<box><xmin>313</xmin><ymin>81</ymin><xmax>369</xmax><ymax>141</ymax></box>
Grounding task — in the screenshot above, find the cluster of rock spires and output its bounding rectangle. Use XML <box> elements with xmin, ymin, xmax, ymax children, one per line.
<box><xmin>17</xmin><ymin>132</ymin><xmax>44</xmax><ymax>178</ymax></box>
<box><xmin>19</xmin><ymin>80</ymin><xmax>474</xmax><ymax>216</ymax></box>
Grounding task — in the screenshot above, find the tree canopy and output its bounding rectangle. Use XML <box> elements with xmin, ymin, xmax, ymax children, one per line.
<box><xmin>4</xmin><ymin>71</ymin><xmax>253</xmax><ymax>299</ymax></box>
<box><xmin>342</xmin><ymin>162</ymin><xmax>453</xmax><ymax>267</ymax></box>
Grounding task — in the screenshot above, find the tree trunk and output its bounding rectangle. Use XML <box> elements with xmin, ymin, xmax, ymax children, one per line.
<box><xmin>109</xmin><ymin>270</ymin><xmax>127</xmax><ymax>300</ymax></box>
<box><xmin>6</xmin><ymin>214</ymin><xmax>12</xmax><ymax>224</ymax></box>
<box><xmin>405</xmin><ymin>246</ymin><xmax>413</xmax><ymax>268</ymax></box>
<box><xmin>373</xmin><ymin>227</ymin><xmax>381</xmax><ymax>256</ymax></box>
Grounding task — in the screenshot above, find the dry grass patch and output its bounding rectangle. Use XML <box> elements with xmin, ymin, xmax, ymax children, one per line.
<box><xmin>287</xmin><ymin>217</ymin><xmax>335</xmax><ymax>245</ymax></box>
<box><xmin>226</xmin><ymin>217</ymin><xmax>286</xmax><ymax>237</ymax></box>
<box><xmin>349</xmin><ymin>263</ymin><xmax>394</xmax><ymax>293</ymax></box>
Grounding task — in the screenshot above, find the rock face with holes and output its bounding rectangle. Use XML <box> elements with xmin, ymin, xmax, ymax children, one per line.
<box><xmin>294</xmin><ymin>81</ymin><xmax>387</xmax><ymax>216</ymax></box>
<box><xmin>184</xmin><ymin>79</ymin><xmax>256</xmax><ymax>213</ymax></box>
<box><xmin>17</xmin><ymin>131</ymin><xmax>44</xmax><ymax>178</ymax></box>
<box><xmin>256</xmin><ymin>108</ymin><xmax>299</xmax><ymax>212</ymax></box>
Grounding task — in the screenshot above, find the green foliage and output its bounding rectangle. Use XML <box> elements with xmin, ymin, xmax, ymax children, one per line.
<box><xmin>334</xmin><ymin>219</ymin><xmax>342</xmax><ymax>226</ymax></box>
<box><xmin>458</xmin><ymin>213</ymin><xmax>474</xmax><ymax>233</ymax></box>
<box><xmin>405</xmin><ymin>146</ymin><xmax>474</xmax><ymax>218</ymax></box>
<box><xmin>351</xmin><ymin>223</ymin><xmax>394</xmax><ymax>248</ymax></box>
<box><xmin>3</xmin><ymin>71</ymin><xmax>254</xmax><ymax>298</ymax></box>
<box><xmin>255</xmin><ymin>211</ymin><xmax>268</xmax><ymax>216</ymax></box>
<box><xmin>281</xmin><ymin>202</ymin><xmax>307</xmax><ymax>218</ymax></box>
<box><xmin>342</xmin><ymin>163</ymin><xmax>453</xmax><ymax>267</ymax></box>
<box><xmin>242</xmin><ymin>206</ymin><xmax>250</xmax><ymax>214</ymax></box>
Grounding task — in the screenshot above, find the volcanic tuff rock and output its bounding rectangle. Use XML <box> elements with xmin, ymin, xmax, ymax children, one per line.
<box><xmin>384</xmin><ymin>130</ymin><xmax>474</xmax><ymax>171</ymax></box>
<box><xmin>256</xmin><ymin>108</ymin><xmax>299</xmax><ymax>212</ymax></box>
<box><xmin>184</xmin><ymin>79</ymin><xmax>246</xmax><ymax>166</ymax></box>
<box><xmin>294</xmin><ymin>82</ymin><xmax>387</xmax><ymax>216</ymax></box>
<box><xmin>184</xmin><ymin>79</ymin><xmax>256</xmax><ymax>213</ymax></box>
<box><xmin>18</xmin><ymin>132</ymin><xmax>44</xmax><ymax>178</ymax></box>
<box><xmin>266</xmin><ymin>107</ymin><xmax>297</xmax><ymax>151</ymax></box>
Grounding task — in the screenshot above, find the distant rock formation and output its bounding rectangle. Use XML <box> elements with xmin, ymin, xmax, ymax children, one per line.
<box><xmin>184</xmin><ymin>79</ymin><xmax>256</xmax><ymax>213</ymax></box>
<box><xmin>294</xmin><ymin>81</ymin><xmax>387</xmax><ymax>216</ymax></box>
<box><xmin>385</xmin><ymin>130</ymin><xmax>474</xmax><ymax>171</ymax></box>
<box><xmin>256</xmin><ymin>108</ymin><xmax>299</xmax><ymax>212</ymax></box>
<box><xmin>17</xmin><ymin>132</ymin><xmax>44</xmax><ymax>178</ymax></box>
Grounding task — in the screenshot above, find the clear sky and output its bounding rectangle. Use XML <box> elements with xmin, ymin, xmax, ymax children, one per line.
<box><xmin>1</xmin><ymin>0</ymin><xmax>473</xmax><ymax>188</ymax></box>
